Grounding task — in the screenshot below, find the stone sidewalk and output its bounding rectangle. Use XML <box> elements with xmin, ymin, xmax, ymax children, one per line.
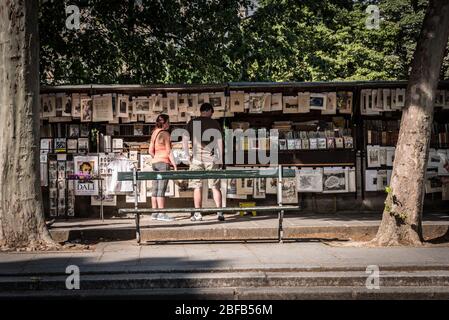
<box><xmin>2</xmin><ymin>241</ymin><xmax>449</xmax><ymax>276</ymax></box>
<box><xmin>48</xmin><ymin>212</ymin><xmax>449</xmax><ymax>243</ymax></box>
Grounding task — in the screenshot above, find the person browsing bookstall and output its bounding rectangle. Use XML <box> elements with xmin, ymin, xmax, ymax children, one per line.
<box><xmin>183</xmin><ymin>103</ymin><xmax>224</xmax><ymax>222</ymax></box>
<box><xmin>149</xmin><ymin>114</ymin><xmax>177</xmax><ymax>222</ymax></box>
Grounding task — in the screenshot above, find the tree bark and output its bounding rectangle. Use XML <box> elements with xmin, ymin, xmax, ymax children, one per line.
<box><xmin>0</xmin><ymin>0</ymin><xmax>54</xmax><ymax>249</ymax></box>
<box><xmin>371</xmin><ymin>0</ymin><xmax>449</xmax><ymax>246</ymax></box>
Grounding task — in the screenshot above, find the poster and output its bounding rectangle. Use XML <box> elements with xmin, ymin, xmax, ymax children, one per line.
<box><xmin>365</xmin><ymin>170</ymin><xmax>378</xmax><ymax>191</ymax></box>
<box><xmin>117</xmin><ymin>95</ymin><xmax>129</xmax><ymax>117</ymax></box>
<box><xmin>92</xmin><ymin>94</ymin><xmax>114</xmax><ymax>122</ymax></box>
<box><xmin>74</xmin><ymin>156</ymin><xmax>99</xmax><ymax>196</ymax></box>
<box><xmin>209</xmin><ymin>92</ymin><xmax>226</xmax><ymax>110</ymax></box>
<box><xmin>282</xmin><ymin>176</ymin><xmax>298</xmax><ymax>204</ymax></box>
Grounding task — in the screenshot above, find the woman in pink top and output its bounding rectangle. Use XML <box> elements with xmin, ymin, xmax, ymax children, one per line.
<box><xmin>149</xmin><ymin>114</ymin><xmax>177</xmax><ymax>221</ymax></box>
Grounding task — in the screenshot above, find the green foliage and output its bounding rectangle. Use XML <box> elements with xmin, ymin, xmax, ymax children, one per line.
<box><xmin>384</xmin><ymin>186</ymin><xmax>407</xmax><ymax>222</ymax></box>
<box><xmin>38</xmin><ymin>0</ymin><xmax>449</xmax><ymax>85</ymax></box>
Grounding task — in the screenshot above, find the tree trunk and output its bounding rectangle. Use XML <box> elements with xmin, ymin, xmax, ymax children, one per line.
<box><xmin>0</xmin><ymin>0</ymin><xmax>54</xmax><ymax>249</ymax></box>
<box><xmin>371</xmin><ymin>0</ymin><xmax>449</xmax><ymax>246</ymax></box>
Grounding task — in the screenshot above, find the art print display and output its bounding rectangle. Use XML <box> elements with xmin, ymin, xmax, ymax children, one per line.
<box><xmin>271</xmin><ymin>93</ymin><xmax>283</xmax><ymax>111</ymax></box>
<box><xmin>73</xmin><ymin>156</ymin><xmax>99</xmax><ymax>196</ymax></box>
<box><xmin>92</xmin><ymin>94</ymin><xmax>114</xmax><ymax>122</ymax></box>
<box><xmin>209</xmin><ymin>92</ymin><xmax>226</xmax><ymax>110</ymax></box>
<box><xmin>395</xmin><ymin>88</ymin><xmax>406</xmax><ymax>109</ymax></box>
<box><xmin>367</xmin><ymin>145</ymin><xmax>381</xmax><ymax>168</ymax></box>
<box><xmin>77</xmin><ymin>138</ymin><xmax>89</xmax><ymax>153</ymax></box>
<box><xmin>167</xmin><ymin>92</ymin><xmax>178</xmax><ymax>115</ymax></box>
<box><xmin>133</xmin><ymin>96</ymin><xmax>151</xmax><ymax>115</ymax></box>
<box><xmin>152</xmin><ymin>94</ymin><xmax>163</xmax><ymax>112</ymax></box>
<box><xmin>226</xmin><ymin>167</ymin><xmax>247</xmax><ymax>199</ymax></box>
<box><xmin>337</xmin><ymin>92</ymin><xmax>353</xmax><ymax>114</ymax></box>
<box><xmin>296</xmin><ymin>168</ymin><xmax>323</xmax><ymax>193</ymax></box>
<box><xmin>198</xmin><ymin>93</ymin><xmax>210</xmax><ymax>107</ymax></box>
<box><xmin>377</xmin><ymin>170</ymin><xmax>388</xmax><ymax>191</ymax></box>
<box><xmin>382</xmin><ymin>89</ymin><xmax>392</xmax><ymax>111</ymax></box>
<box><xmin>344</xmin><ymin>136</ymin><xmax>354</xmax><ymax>149</ymax></box>
<box><xmin>253</xmin><ymin>178</ymin><xmax>266</xmax><ymax>199</ymax></box>
<box><xmin>54</xmin><ymin>138</ymin><xmax>67</xmax><ymax>153</ymax></box>
<box><xmin>112</xmin><ymin>138</ymin><xmax>124</xmax><ymax>152</ymax></box>
<box><xmin>282</xmin><ymin>95</ymin><xmax>298</xmax><ymax>114</ymax></box>
<box><xmin>68</xmin><ymin>124</ymin><xmax>80</xmax><ymax>138</ymax></box>
<box><xmin>428</xmin><ymin>149</ymin><xmax>441</xmax><ymax>168</ymax></box>
<box><xmin>438</xmin><ymin>151</ymin><xmax>449</xmax><ymax>176</ymax></box>
<box><xmin>322</xmin><ymin>92</ymin><xmax>337</xmax><ymax>115</ymax></box>
<box><xmin>62</xmin><ymin>94</ymin><xmax>72</xmax><ymax>117</ymax></box>
<box><xmin>309</xmin><ymin>93</ymin><xmax>327</xmax><ymax>110</ymax></box>
<box><xmin>425</xmin><ymin>171</ymin><xmax>442</xmax><ymax>193</ymax></box>
<box><xmin>116</xmin><ymin>95</ymin><xmax>129</xmax><ymax>117</ymax></box>
<box><xmin>282</xmin><ymin>176</ymin><xmax>298</xmax><ymax>204</ymax></box>
<box><xmin>365</xmin><ymin>170</ymin><xmax>378</xmax><ymax>191</ymax></box>
<box><xmin>99</xmin><ymin>153</ymin><xmax>116</xmax><ymax>175</ymax></box>
<box><xmin>186</xmin><ymin>94</ymin><xmax>198</xmax><ymax>114</ymax></box>
<box><xmin>41</xmin><ymin>94</ymin><xmax>56</xmax><ymax>118</ymax></box>
<box><xmin>386</xmin><ymin>147</ymin><xmax>396</xmax><ymax>166</ymax></box>
<box><xmin>322</xmin><ymin>168</ymin><xmax>348</xmax><ymax>193</ymax></box>
<box><xmin>71</xmin><ymin>93</ymin><xmax>82</xmax><ymax>118</ymax></box>
<box><xmin>297</xmin><ymin>92</ymin><xmax>310</xmax><ymax>113</ymax></box>
<box><xmin>40</xmin><ymin>138</ymin><xmax>53</xmax><ymax>153</ymax></box>
<box><xmin>80</xmin><ymin>97</ymin><xmax>93</xmax><ymax>122</ymax></box>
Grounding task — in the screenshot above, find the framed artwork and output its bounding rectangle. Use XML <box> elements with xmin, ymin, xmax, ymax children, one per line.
<box><xmin>117</xmin><ymin>95</ymin><xmax>129</xmax><ymax>117</ymax></box>
<box><xmin>282</xmin><ymin>176</ymin><xmax>298</xmax><ymax>204</ymax></box>
<box><xmin>271</xmin><ymin>93</ymin><xmax>282</xmax><ymax>111</ymax></box>
<box><xmin>337</xmin><ymin>91</ymin><xmax>353</xmax><ymax>114</ymax></box>
<box><xmin>253</xmin><ymin>177</ymin><xmax>266</xmax><ymax>199</ymax></box>
<box><xmin>296</xmin><ymin>168</ymin><xmax>323</xmax><ymax>193</ymax></box>
<box><xmin>367</xmin><ymin>145</ymin><xmax>381</xmax><ymax>168</ymax></box>
<box><xmin>395</xmin><ymin>88</ymin><xmax>406</xmax><ymax>109</ymax></box>
<box><xmin>80</xmin><ymin>97</ymin><xmax>93</xmax><ymax>122</ymax></box>
<box><xmin>297</xmin><ymin>92</ymin><xmax>310</xmax><ymax>113</ymax></box>
<box><xmin>322</xmin><ymin>92</ymin><xmax>337</xmax><ymax>115</ymax></box>
<box><xmin>382</xmin><ymin>89</ymin><xmax>392</xmax><ymax>111</ymax></box>
<box><xmin>209</xmin><ymin>92</ymin><xmax>226</xmax><ymax>110</ymax></box>
<box><xmin>322</xmin><ymin>167</ymin><xmax>348</xmax><ymax>193</ymax></box>
<box><xmin>365</xmin><ymin>170</ymin><xmax>378</xmax><ymax>191</ymax></box>
<box><xmin>309</xmin><ymin>93</ymin><xmax>327</xmax><ymax>110</ymax></box>
<box><xmin>71</xmin><ymin>93</ymin><xmax>82</xmax><ymax>118</ymax></box>
<box><xmin>282</xmin><ymin>95</ymin><xmax>298</xmax><ymax>114</ymax></box>
<box><xmin>249</xmin><ymin>93</ymin><xmax>264</xmax><ymax>113</ymax></box>
<box><xmin>262</xmin><ymin>93</ymin><xmax>271</xmax><ymax>112</ymax></box>
<box><xmin>167</xmin><ymin>92</ymin><xmax>178</xmax><ymax>115</ymax></box>
<box><xmin>42</xmin><ymin>94</ymin><xmax>56</xmax><ymax>118</ymax></box>
<box><xmin>377</xmin><ymin>170</ymin><xmax>388</xmax><ymax>191</ymax></box>
<box><xmin>133</xmin><ymin>96</ymin><xmax>151</xmax><ymax>115</ymax></box>
<box><xmin>62</xmin><ymin>94</ymin><xmax>72</xmax><ymax>117</ymax></box>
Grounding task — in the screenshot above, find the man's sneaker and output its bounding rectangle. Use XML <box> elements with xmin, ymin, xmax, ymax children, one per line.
<box><xmin>157</xmin><ymin>213</ymin><xmax>174</xmax><ymax>222</ymax></box>
<box><xmin>217</xmin><ymin>212</ymin><xmax>225</xmax><ymax>221</ymax></box>
<box><xmin>191</xmin><ymin>212</ymin><xmax>203</xmax><ymax>221</ymax></box>
<box><xmin>151</xmin><ymin>213</ymin><xmax>159</xmax><ymax>220</ymax></box>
